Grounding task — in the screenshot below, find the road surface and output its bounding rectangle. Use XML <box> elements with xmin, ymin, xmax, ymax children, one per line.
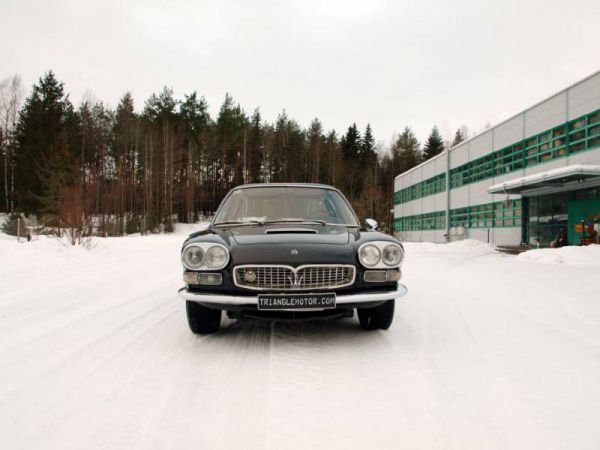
<box><xmin>1</xmin><ymin>232</ymin><xmax>599</xmax><ymax>449</ymax></box>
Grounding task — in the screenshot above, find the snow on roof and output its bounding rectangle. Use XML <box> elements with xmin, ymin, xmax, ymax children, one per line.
<box><xmin>487</xmin><ymin>164</ymin><xmax>600</xmax><ymax>194</ymax></box>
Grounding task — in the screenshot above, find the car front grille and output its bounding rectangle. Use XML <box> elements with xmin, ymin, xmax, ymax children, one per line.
<box><xmin>233</xmin><ymin>265</ymin><xmax>356</xmax><ymax>291</ymax></box>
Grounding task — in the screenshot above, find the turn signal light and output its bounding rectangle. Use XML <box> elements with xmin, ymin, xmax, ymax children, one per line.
<box><xmin>183</xmin><ymin>272</ymin><xmax>198</xmax><ymax>284</ymax></box>
<box><xmin>364</xmin><ymin>270</ymin><xmax>402</xmax><ymax>282</ymax></box>
<box><xmin>198</xmin><ymin>273</ymin><xmax>223</xmax><ymax>286</ymax></box>
<box><xmin>364</xmin><ymin>271</ymin><xmax>387</xmax><ymax>282</ymax></box>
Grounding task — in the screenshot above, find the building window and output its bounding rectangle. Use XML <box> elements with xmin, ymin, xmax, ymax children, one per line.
<box><xmin>395</xmin><ymin>210</ymin><xmax>446</xmax><ymax>232</ymax></box>
<box><xmin>443</xmin><ymin>108</ymin><xmax>600</xmax><ymax>190</ymax></box>
<box><xmin>448</xmin><ymin>200</ymin><xmax>521</xmax><ymax>229</ymax></box>
<box><xmin>393</xmin><ymin>173</ymin><xmax>446</xmax><ymax>205</ymax></box>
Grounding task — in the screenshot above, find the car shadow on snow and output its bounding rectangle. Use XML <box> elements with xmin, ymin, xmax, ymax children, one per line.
<box><xmin>194</xmin><ymin>316</ymin><xmax>412</xmax><ymax>355</ymax></box>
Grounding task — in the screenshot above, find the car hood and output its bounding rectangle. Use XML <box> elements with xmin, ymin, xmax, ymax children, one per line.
<box><xmin>229</xmin><ymin>225</ymin><xmax>350</xmax><ymax>245</ymax></box>
<box><xmin>182</xmin><ymin>224</ymin><xmax>400</xmax><ymax>266</ymax></box>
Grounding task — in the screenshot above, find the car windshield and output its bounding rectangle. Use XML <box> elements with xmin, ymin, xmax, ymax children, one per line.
<box><xmin>213</xmin><ymin>186</ymin><xmax>359</xmax><ymax>226</ymax></box>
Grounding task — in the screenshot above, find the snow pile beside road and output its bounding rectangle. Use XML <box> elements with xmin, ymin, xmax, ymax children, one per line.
<box><xmin>174</xmin><ymin>222</ymin><xmax>209</xmax><ymax>235</ymax></box>
<box><xmin>0</xmin><ymin>222</ymin><xmax>209</xmax><ymax>277</ymax></box>
<box><xmin>404</xmin><ymin>239</ymin><xmax>495</xmax><ymax>254</ymax></box>
<box><xmin>517</xmin><ymin>244</ymin><xmax>600</xmax><ymax>268</ymax></box>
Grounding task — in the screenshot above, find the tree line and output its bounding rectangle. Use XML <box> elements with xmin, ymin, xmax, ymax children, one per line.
<box><xmin>0</xmin><ymin>71</ymin><xmax>467</xmax><ymax>239</ymax></box>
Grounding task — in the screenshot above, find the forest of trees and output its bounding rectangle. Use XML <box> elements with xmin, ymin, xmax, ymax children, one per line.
<box><xmin>0</xmin><ymin>71</ymin><xmax>468</xmax><ymax>240</ymax></box>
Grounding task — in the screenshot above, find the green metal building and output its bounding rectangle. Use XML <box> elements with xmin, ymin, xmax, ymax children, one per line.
<box><xmin>393</xmin><ymin>71</ymin><xmax>600</xmax><ymax>246</ymax></box>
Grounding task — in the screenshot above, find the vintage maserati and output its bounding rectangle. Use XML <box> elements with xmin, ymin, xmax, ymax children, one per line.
<box><xmin>178</xmin><ymin>183</ymin><xmax>407</xmax><ymax>334</ymax></box>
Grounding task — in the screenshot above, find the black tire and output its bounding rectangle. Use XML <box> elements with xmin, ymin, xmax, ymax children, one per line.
<box><xmin>357</xmin><ymin>300</ymin><xmax>395</xmax><ymax>330</ymax></box>
<box><xmin>186</xmin><ymin>301</ymin><xmax>222</xmax><ymax>334</ymax></box>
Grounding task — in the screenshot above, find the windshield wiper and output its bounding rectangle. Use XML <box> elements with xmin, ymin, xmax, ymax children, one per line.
<box><xmin>212</xmin><ymin>220</ymin><xmax>263</xmax><ymax>227</ymax></box>
<box><xmin>261</xmin><ymin>219</ymin><xmax>327</xmax><ymax>226</ymax></box>
<box><xmin>213</xmin><ymin>218</ymin><xmax>360</xmax><ymax>228</ymax></box>
<box><xmin>261</xmin><ymin>219</ymin><xmax>360</xmax><ymax>227</ymax></box>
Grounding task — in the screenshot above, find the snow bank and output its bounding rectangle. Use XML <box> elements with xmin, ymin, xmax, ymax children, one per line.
<box><xmin>403</xmin><ymin>239</ymin><xmax>496</xmax><ymax>254</ymax></box>
<box><xmin>173</xmin><ymin>221</ymin><xmax>209</xmax><ymax>235</ymax></box>
<box><xmin>517</xmin><ymin>244</ymin><xmax>600</xmax><ymax>268</ymax></box>
<box><xmin>0</xmin><ymin>222</ymin><xmax>209</xmax><ymax>277</ymax></box>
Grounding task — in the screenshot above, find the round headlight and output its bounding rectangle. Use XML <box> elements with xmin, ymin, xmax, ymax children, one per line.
<box><xmin>382</xmin><ymin>244</ymin><xmax>403</xmax><ymax>266</ymax></box>
<box><xmin>205</xmin><ymin>245</ymin><xmax>229</xmax><ymax>269</ymax></box>
<box><xmin>359</xmin><ymin>244</ymin><xmax>381</xmax><ymax>267</ymax></box>
<box><xmin>182</xmin><ymin>245</ymin><xmax>204</xmax><ymax>270</ymax></box>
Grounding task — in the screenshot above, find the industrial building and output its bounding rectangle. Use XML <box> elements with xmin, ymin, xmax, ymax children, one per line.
<box><xmin>393</xmin><ymin>70</ymin><xmax>600</xmax><ymax>246</ymax></box>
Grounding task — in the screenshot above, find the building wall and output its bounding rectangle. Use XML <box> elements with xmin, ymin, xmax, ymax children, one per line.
<box><xmin>393</xmin><ymin>70</ymin><xmax>600</xmax><ymax>245</ymax></box>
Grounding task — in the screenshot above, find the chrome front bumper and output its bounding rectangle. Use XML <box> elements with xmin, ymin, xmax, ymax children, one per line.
<box><xmin>178</xmin><ymin>283</ymin><xmax>408</xmax><ymax>306</ymax></box>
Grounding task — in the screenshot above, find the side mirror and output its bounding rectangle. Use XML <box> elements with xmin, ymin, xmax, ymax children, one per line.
<box><xmin>365</xmin><ymin>218</ymin><xmax>378</xmax><ymax>230</ymax></box>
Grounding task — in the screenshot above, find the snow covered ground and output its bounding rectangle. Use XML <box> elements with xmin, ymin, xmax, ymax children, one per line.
<box><xmin>1</xmin><ymin>231</ymin><xmax>600</xmax><ymax>450</ymax></box>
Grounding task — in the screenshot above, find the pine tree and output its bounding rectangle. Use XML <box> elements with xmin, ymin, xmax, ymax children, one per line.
<box><xmin>360</xmin><ymin>123</ymin><xmax>377</xmax><ymax>167</ymax></box>
<box><xmin>452</xmin><ymin>128</ymin><xmax>465</xmax><ymax>147</ymax></box>
<box><xmin>341</xmin><ymin>123</ymin><xmax>361</xmax><ymax>160</ymax></box>
<box><xmin>271</xmin><ymin>111</ymin><xmax>288</xmax><ymax>182</ymax></box>
<box><xmin>325</xmin><ymin>130</ymin><xmax>339</xmax><ymax>185</ymax></box>
<box><xmin>37</xmin><ymin>131</ymin><xmax>79</xmax><ymax>228</ymax></box>
<box><xmin>180</xmin><ymin>92</ymin><xmax>210</xmax><ymax>221</ymax></box>
<box><xmin>340</xmin><ymin>123</ymin><xmax>363</xmax><ymax>201</ymax></box>
<box><xmin>423</xmin><ymin>126</ymin><xmax>444</xmax><ymax>160</ymax></box>
<box><xmin>285</xmin><ymin>119</ymin><xmax>306</xmax><ymax>182</ymax></box>
<box><xmin>143</xmin><ymin>87</ymin><xmax>178</xmax><ymax>230</ymax></box>
<box><xmin>392</xmin><ymin>126</ymin><xmax>421</xmax><ymax>174</ymax></box>
<box><xmin>247</xmin><ymin>108</ymin><xmax>263</xmax><ymax>183</ymax></box>
<box><xmin>307</xmin><ymin>118</ymin><xmax>323</xmax><ymax>183</ymax></box>
<box><xmin>214</xmin><ymin>93</ymin><xmax>247</xmax><ymax>191</ymax></box>
<box><xmin>14</xmin><ymin>71</ymin><xmax>76</xmax><ymax>214</ymax></box>
<box><xmin>113</xmin><ymin>93</ymin><xmax>140</xmax><ymax>230</ymax></box>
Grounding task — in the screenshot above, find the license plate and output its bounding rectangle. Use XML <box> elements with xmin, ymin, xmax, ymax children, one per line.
<box><xmin>257</xmin><ymin>293</ymin><xmax>336</xmax><ymax>310</ymax></box>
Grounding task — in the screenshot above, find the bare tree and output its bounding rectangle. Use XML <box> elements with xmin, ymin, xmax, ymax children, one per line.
<box><xmin>0</xmin><ymin>74</ymin><xmax>24</xmax><ymax>212</ymax></box>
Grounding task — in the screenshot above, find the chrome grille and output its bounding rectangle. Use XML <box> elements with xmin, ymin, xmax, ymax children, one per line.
<box><xmin>233</xmin><ymin>265</ymin><xmax>356</xmax><ymax>291</ymax></box>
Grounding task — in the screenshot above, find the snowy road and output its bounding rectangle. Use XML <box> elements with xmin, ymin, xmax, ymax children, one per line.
<box><xmin>1</xmin><ymin>230</ymin><xmax>600</xmax><ymax>450</ymax></box>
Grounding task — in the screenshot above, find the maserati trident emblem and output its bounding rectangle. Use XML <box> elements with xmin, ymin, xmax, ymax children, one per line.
<box><xmin>290</xmin><ymin>249</ymin><xmax>299</xmax><ymax>255</ymax></box>
<box><xmin>287</xmin><ymin>274</ymin><xmax>305</xmax><ymax>286</ymax></box>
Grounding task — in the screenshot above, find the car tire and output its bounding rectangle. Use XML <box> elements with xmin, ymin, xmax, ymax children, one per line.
<box><xmin>357</xmin><ymin>300</ymin><xmax>395</xmax><ymax>330</ymax></box>
<box><xmin>186</xmin><ymin>301</ymin><xmax>222</xmax><ymax>334</ymax></box>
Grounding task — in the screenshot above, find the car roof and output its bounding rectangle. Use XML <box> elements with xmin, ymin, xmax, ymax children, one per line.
<box><xmin>231</xmin><ymin>183</ymin><xmax>340</xmax><ymax>191</ymax></box>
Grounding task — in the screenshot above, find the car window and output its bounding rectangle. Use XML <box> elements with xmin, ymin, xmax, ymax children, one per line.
<box><xmin>214</xmin><ymin>187</ymin><xmax>359</xmax><ymax>225</ymax></box>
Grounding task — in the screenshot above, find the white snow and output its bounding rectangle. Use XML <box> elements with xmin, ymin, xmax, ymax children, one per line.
<box><xmin>1</xmin><ymin>232</ymin><xmax>600</xmax><ymax>450</ymax></box>
<box><xmin>516</xmin><ymin>244</ymin><xmax>600</xmax><ymax>268</ymax></box>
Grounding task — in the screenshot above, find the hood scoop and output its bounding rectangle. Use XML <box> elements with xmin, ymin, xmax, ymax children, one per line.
<box><xmin>265</xmin><ymin>228</ymin><xmax>318</xmax><ymax>235</ymax></box>
<box><xmin>230</xmin><ymin>226</ymin><xmax>350</xmax><ymax>245</ymax></box>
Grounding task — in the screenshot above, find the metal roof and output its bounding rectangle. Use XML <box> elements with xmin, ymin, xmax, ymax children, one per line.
<box><xmin>487</xmin><ymin>164</ymin><xmax>600</xmax><ymax>195</ymax></box>
<box><xmin>394</xmin><ymin>69</ymin><xmax>600</xmax><ymax>181</ymax></box>
<box><xmin>232</xmin><ymin>183</ymin><xmax>338</xmax><ymax>190</ymax></box>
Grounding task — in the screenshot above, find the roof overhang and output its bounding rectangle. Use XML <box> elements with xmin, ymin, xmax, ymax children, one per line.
<box><xmin>487</xmin><ymin>164</ymin><xmax>600</xmax><ymax>195</ymax></box>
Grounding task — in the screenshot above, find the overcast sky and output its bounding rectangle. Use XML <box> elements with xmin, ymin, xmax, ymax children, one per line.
<box><xmin>2</xmin><ymin>0</ymin><xmax>599</xmax><ymax>146</ymax></box>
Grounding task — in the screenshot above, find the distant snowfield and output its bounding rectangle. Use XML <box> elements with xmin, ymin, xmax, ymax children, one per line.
<box><xmin>1</xmin><ymin>230</ymin><xmax>600</xmax><ymax>450</ymax></box>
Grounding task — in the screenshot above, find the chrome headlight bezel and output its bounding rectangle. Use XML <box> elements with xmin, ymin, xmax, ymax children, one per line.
<box><xmin>358</xmin><ymin>241</ymin><xmax>404</xmax><ymax>269</ymax></box>
<box><xmin>181</xmin><ymin>244</ymin><xmax>205</xmax><ymax>270</ymax></box>
<box><xmin>205</xmin><ymin>245</ymin><xmax>229</xmax><ymax>269</ymax></box>
<box><xmin>358</xmin><ymin>244</ymin><xmax>381</xmax><ymax>267</ymax></box>
<box><xmin>382</xmin><ymin>244</ymin><xmax>404</xmax><ymax>267</ymax></box>
<box><xmin>181</xmin><ymin>243</ymin><xmax>230</xmax><ymax>271</ymax></box>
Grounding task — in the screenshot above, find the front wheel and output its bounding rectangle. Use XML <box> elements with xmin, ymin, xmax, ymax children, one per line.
<box><xmin>357</xmin><ymin>300</ymin><xmax>395</xmax><ymax>330</ymax></box>
<box><xmin>186</xmin><ymin>301</ymin><xmax>222</xmax><ymax>334</ymax></box>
